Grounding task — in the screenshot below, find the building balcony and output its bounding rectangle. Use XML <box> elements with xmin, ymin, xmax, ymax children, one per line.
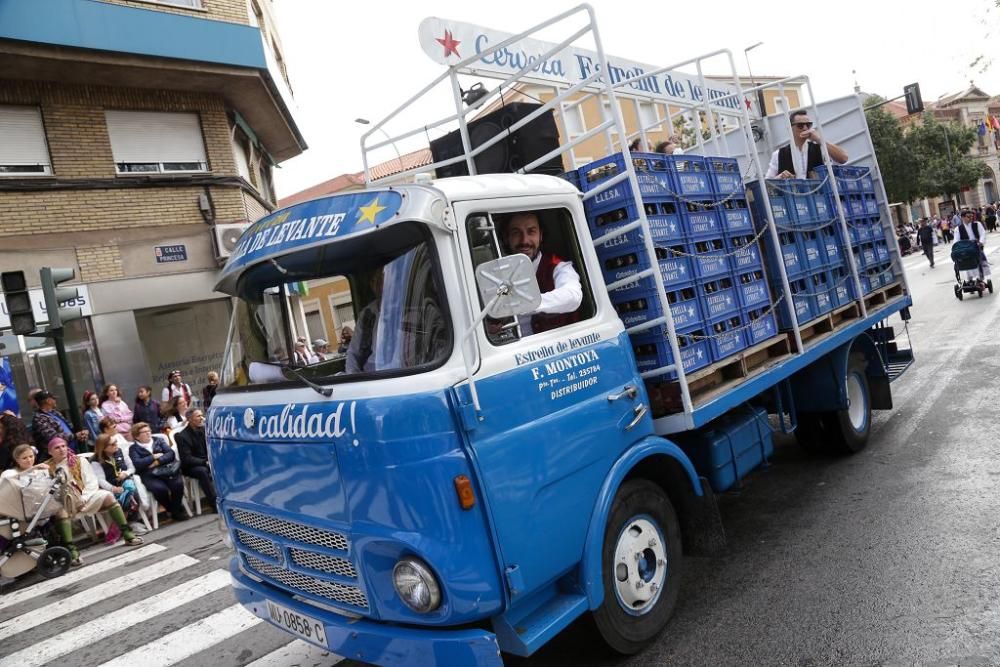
<box><xmin>0</xmin><ymin>0</ymin><xmax>305</xmax><ymax>161</ymax></box>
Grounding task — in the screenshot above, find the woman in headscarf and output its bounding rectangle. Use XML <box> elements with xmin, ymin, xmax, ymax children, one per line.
<box><xmin>47</xmin><ymin>436</ymin><xmax>143</xmax><ymax>564</ymax></box>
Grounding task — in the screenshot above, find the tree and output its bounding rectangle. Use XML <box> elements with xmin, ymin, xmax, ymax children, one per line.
<box><xmin>906</xmin><ymin>112</ymin><xmax>988</xmax><ymax>201</ymax></box>
<box><xmin>864</xmin><ymin>95</ymin><xmax>918</xmax><ymax>203</ymax></box>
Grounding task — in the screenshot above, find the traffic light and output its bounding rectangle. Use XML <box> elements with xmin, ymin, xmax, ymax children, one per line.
<box><xmin>904</xmin><ymin>83</ymin><xmax>924</xmax><ymax>115</ymax></box>
<box><xmin>39</xmin><ymin>267</ymin><xmax>82</xmax><ymax>330</ymax></box>
<box><xmin>1</xmin><ymin>271</ymin><xmax>36</xmax><ymax>335</ymax></box>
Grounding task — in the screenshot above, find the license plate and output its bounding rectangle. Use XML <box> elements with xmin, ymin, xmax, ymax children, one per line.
<box><xmin>265</xmin><ymin>599</ymin><xmax>327</xmax><ymax>647</ymax></box>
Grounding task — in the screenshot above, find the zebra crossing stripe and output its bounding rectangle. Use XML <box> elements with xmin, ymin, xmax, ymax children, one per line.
<box><xmin>0</xmin><ymin>543</ymin><xmax>167</xmax><ymax>611</ymax></box>
<box><xmin>2</xmin><ymin>568</ymin><xmax>231</xmax><ymax>667</ymax></box>
<box><xmin>0</xmin><ymin>553</ymin><xmax>197</xmax><ymax>641</ymax></box>
<box><xmin>246</xmin><ymin>638</ymin><xmax>343</xmax><ymax>666</ymax></box>
<box><xmin>97</xmin><ymin>604</ymin><xmax>264</xmax><ymax>667</ymax></box>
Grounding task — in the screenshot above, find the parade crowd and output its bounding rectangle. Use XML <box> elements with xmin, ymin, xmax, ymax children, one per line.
<box><xmin>0</xmin><ymin>369</ymin><xmax>219</xmax><ymax>567</ymax></box>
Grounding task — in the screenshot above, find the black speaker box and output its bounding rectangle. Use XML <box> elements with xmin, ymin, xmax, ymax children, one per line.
<box><xmin>429</xmin><ymin>102</ymin><xmax>564</xmax><ymax>178</ymax></box>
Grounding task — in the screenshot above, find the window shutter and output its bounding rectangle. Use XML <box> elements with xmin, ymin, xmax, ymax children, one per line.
<box><xmin>105</xmin><ymin>111</ymin><xmax>207</xmax><ymax>165</ymax></box>
<box><xmin>0</xmin><ymin>106</ymin><xmax>51</xmax><ymax>169</ymax></box>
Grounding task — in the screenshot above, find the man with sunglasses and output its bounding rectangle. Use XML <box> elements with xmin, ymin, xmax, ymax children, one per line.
<box><xmin>766</xmin><ymin>110</ymin><xmax>849</xmax><ymax>179</ymax></box>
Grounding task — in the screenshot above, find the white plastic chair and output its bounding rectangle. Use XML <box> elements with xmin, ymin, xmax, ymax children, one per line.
<box><xmin>162</xmin><ymin>431</ymin><xmax>196</xmax><ymax>518</ymax></box>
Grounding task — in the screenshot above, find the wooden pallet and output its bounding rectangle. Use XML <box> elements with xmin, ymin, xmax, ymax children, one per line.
<box><xmin>648</xmin><ymin>334</ymin><xmax>793</xmax><ymax>417</ymax></box>
<box><xmin>864</xmin><ymin>281</ymin><xmax>905</xmax><ymax>310</ymax></box>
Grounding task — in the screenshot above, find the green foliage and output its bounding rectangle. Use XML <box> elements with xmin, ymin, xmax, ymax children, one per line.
<box><xmin>864</xmin><ymin>96</ymin><xmax>988</xmax><ymax>203</ymax></box>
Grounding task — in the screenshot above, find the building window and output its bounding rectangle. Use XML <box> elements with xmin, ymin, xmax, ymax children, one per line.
<box><xmin>0</xmin><ymin>106</ymin><xmax>52</xmax><ymax>176</ymax></box>
<box><xmin>141</xmin><ymin>0</ymin><xmax>204</xmax><ymax>8</ymax></box>
<box><xmin>232</xmin><ymin>133</ymin><xmax>253</xmax><ymax>183</ymax></box>
<box><xmin>105</xmin><ymin>110</ymin><xmax>208</xmax><ymax>175</ymax></box>
<box><xmin>248</xmin><ymin>0</ymin><xmax>264</xmax><ymax>27</ymax></box>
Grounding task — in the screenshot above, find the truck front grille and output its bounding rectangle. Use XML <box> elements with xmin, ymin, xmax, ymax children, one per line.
<box><xmin>229</xmin><ymin>507</ymin><xmax>368</xmax><ymax>613</ymax></box>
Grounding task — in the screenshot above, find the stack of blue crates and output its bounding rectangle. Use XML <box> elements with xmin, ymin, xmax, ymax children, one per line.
<box><xmin>574</xmin><ymin>152</ymin><xmax>779</xmax><ymax>383</ymax></box>
<box><xmin>747</xmin><ymin>177</ymin><xmax>849</xmax><ymax>328</ymax></box>
<box><xmin>815</xmin><ymin>164</ymin><xmax>898</xmax><ymax>295</ymax></box>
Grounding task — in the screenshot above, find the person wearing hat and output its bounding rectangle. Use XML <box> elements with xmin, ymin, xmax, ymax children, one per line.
<box><xmin>31</xmin><ymin>390</ymin><xmax>88</xmax><ymax>458</ymax></box>
<box><xmin>954</xmin><ymin>209</ymin><xmax>990</xmax><ymax>281</ymax></box>
<box><xmin>312</xmin><ymin>338</ymin><xmax>330</xmax><ymax>362</ymax></box>
<box><xmin>161</xmin><ymin>370</ymin><xmax>192</xmax><ymax>405</ymax></box>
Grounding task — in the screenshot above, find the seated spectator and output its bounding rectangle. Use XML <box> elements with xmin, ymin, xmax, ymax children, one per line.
<box><xmin>312</xmin><ymin>339</ymin><xmax>330</xmax><ymax>362</ymax></box>
<box><xmin>202</xmin><ymin>371</ymin><xmax>219</xmax><ymax>410</ymax></box>
<box><xmin>100</xmin><ymin>384</ymin><xmax>133</xmax><ymax>439</ymax></box>
<box><xmin>163</xmin><ymin>396</ymin><xmax>189</xmax><ymax>431</ymax></box>
<box><xmin>47</xmin><ymin>437</ymin><xmax>142</xmax><ymax>563</ymax></box>
<box><xmin>92</xmin><ymin>433</ymin><xmax>144</xmax><ymax>522</ymax></box>
<box><xmin>133</xmin><ymin>385</ymin><xmax>162</xmax><ymax>434</ymax></box>
<box><xmin>129</xmin><ymin>422</ymin><xmax>187</xmax><ymax>522</ymax></box>
<box><xmin>82</xmin><ymin>390</ymin><xmax>104</xmax><ymax>445</ymax></box>
<box><xmin>2</xmin><ymin>443</ymin><xmax>84</xmax><ymax>564</ymax></box>
<box><xmin>0</xmin><ymin>412</ymin><xmax>31</xmax><ymax>471</ymax></box>
<box><xmin>175</xmin><ymin>409</ymin><xmax>217</xmax><ymax>513</ymax></box>
<box><xmin>32</xmin><ymin>390</ymin><xmax>88</xmax><ymax>456</ymax></box>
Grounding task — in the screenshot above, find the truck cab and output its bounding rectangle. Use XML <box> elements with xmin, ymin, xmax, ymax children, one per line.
<box><xmin>211</xmin><ymin>177</ymin><xmax>699</xmax><ymax>665</ymax></box>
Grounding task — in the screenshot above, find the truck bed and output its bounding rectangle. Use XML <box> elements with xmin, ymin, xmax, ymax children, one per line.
<box><xmin>651</xmin><ymin>281</ymin><xmax>910</xmax><ymax>435</ymax></box>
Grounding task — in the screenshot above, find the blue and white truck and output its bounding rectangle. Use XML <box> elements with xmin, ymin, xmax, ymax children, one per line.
<box><xmin>207</xmin><ymin>6</ymin><xmax>913</xmax><ymax>665</ymax></box>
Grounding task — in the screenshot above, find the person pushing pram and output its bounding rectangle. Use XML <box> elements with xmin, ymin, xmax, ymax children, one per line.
<box><xmin>951</xmin><ymin>210</ymin><xmax>993</xmax><ymax>299</ymax></box>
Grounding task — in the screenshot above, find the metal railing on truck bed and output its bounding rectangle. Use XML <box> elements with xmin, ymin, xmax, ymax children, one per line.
<box><xmin>360</xmin><ymin>4</ymin><xmax>912</xmax><ymax>434</ymax></box>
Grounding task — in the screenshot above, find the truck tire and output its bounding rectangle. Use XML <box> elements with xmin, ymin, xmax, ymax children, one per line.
<box><xmin>592</xmin><ymin>479</ymin><xmax>682</xmax><ymax>655</ymax></box>
<box><xmin>821</xmin><ymin>355</ymin><xmax>871</xmax><ymax>454</ymax></box>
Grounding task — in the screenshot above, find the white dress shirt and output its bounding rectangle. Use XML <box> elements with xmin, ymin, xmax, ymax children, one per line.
<box><xmin>517</xmin><ymin>255</ymin><xmax>583</xmax><ymax>336</ymax></box>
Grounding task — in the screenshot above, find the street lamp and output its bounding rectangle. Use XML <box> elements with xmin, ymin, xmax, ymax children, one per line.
<box><xmin>744</xmin><ymin>41</ymin><xmax>766</xmax><ymax>116</ymax></box>
<box><xmin>355</xmin><ymin>117</ymin><xmax>404</xmax><ymax>176</ymax></box>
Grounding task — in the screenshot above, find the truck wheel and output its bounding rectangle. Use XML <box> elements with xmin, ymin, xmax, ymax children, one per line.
<box><xmin>821</xmin><ymin>355</ymin><xmax>871</xmax><ymax>454</ymax></box>
<box><xmin>592</xmin><ymin>479</ymin><xmax>682</xmax><ymax>655</ymax></box>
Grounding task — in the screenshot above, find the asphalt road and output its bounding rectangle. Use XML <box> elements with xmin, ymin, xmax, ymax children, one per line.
<box><xmin>503</xmin><ymin>241</ymin><xmax>1000</xmax><ymax>666</ymax></box>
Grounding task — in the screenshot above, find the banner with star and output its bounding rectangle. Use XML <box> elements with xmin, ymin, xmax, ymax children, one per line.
<box><xmin>218</xmin><ymin>191</ymin><xmax>403</xmax><ymax>280</ymax></box>
<box><xmin>417</xmin><ymin>16</ymin><xmax>742</xmax><ymax>113</ymax></box>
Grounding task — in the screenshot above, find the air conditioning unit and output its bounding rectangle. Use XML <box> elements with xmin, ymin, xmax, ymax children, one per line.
<box><xmin>213</xmin><ymin>222</ymin><xmax>251</xmax><ymax>261</ymax></box>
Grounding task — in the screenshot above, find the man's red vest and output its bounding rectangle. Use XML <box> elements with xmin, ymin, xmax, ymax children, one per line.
<box><xmin>531</xmin><ymin>252</ymin><xmax>582</xmax><ymax>334</ymax></box>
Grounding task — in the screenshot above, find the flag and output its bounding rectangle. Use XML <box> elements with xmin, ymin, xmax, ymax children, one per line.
<box><xmin>978</xmin><ymin>121</ymin><xmax>987</xmax><ymax>136</ymax></box>
<box><xmin>991</xmin><ymin>115</ymin><xmax>1000</xmax><ymax>130</ymax></box>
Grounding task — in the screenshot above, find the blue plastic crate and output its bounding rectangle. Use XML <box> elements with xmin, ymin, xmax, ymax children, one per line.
<box><xmin>559</xmin><ymin>170</ymin><xmax>581</xmax><ymax>190</ymax></box>
<box><xmin>812</xmin><ymin>192</ymin><xmax>835</xmax><ymax>222</ymax></box>
<box><xmin>699</xmin><ymin>275</ymin><xmax>740</xmax><ymax>320</ymax></box>
<box><xmin>706</xmin><ymin>156</ymin><xmax>744</xmax><ymax>197</ymax></box>
<box><xmin>707</xmin><ymin>313</ymin><xmax>749</xmax><ymax>363</ymax></box>
<box><xmin>734</xmin><ymin>268</ymin><xmax>771</xmax><ymax>309</ymax></box>
<box><xmin>680</xmin><ymin>200</ymin><xmax>723</xmax><ymax>238</ymax></box>
<box><xmin>578</xmin><ymin>152</ymin><xmax>672</xmax><ymax>198</ymax></box>
<box><xmin>776</xmin><ymin>277</ymin><xmax>815</xmax><ymax>329</ymax></box>
<box><xmin>874</xmin><ymin>261</ymin><xmax>897</xmax><ymax>288</ymax></box>
<box><xmin>663</xmin><ymin>155</ymin><xmax>713</xmax><ymax>197</ymax></box>
<box><xmin>632</xmin><ymin>326</ymin><xmax>711</xmax><ymax>381</ymax></box>
<box><xmin>868</xmin><ymin>218</ymin><xmax>888</xmax><ymax>244</ymax></box>
<box><xmin>847</xmin><ymin>217</ymin><xmax>872</xmax><ymax>244</ymax></box>
<box><xmin>610</xmin><ymin>282</ymin><xmax>704</xmax><ymax>331</ymax></box>
<box><xmin>859</xmin><ymin>242</ymin><xmax>877</xmax><ymax>269</ymax></box>
<box><xmin>673</xmin><ymin>405</ymin><xmax>773</xmax><ymax>493</ymax></box>
<box><xmin>874</xmin><ymin>239</ymin><xmax>890</xmax><ymax>264</ymax></box>
<box><xmin>721</xmin><ymin>197</ymin><xmax>753</xmax><ymax>234</ymax></box>
<box><xmin>587</xmin><ymin>198</ymin><xmax>640</xmax><ymax>237</ymax></box>
<box><xmin>598</xmin><ymin>232</ymin><xmax>694</xmax><ymax>290</ymax></box>
<box><xmin>689</xmin><ymin>237</ymin><xmax>728</xmax><ymax>279</ymax></box>
<box><xmin>784</xmin><ymin>180</ymin><xmax>824</xmax><ymax>226</ymax></box>
<box><xmin>643</xmin><ymin>198</ymin><xmax>684</xmax><ymax>244</ymax></box>
<box><xmin>819</xmin><ymin>224</ymin><xmax>846</xmax><ymax>266</ymax></box>
<box><xmin>828</xmin><ymin>266</ymin><xmax>856</xmax><ymax>309</ymax></box>
<box><xmin>863</xmin><ymin>194</ymin><xmax>879</xmax><ymax>216</ymax></box>
<box><xmin>766</xmin><ymin>230</ymin><xmax>809</xmax><ymax>279</ymax></box>
<box><xmin>747</xmin><ymin>180</ymin><xmax>792</xmax><ymax>228</ymax></box>
<box><xmin>728</xmin><ymin>234</ymin><xmax>764</xmax><ymax>274</ymax></box>
<box><xmin>811</xmin><ymin>271</ymin><xmax>833</xmax><ymax>315</ymax></box>
<box><xmin>844</xmin><ymin>194</ymin><xmax>867</xmax><ymax>219</ymax></box>
<box><xmin>798</xmin><ymin>230</ymin><xmax>825</xmax><ymax>270</ymax></box>
<box><xmin>746</xmin><ymin>306</ymin><xmax>778</xmax><ymax>345</ymax></box>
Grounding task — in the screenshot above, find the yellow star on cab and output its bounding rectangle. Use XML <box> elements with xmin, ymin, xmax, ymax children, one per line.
<box><xmin>357</xmin><ymin>197</ymin><xmax>386</xmax><ymax>225</ymax></box>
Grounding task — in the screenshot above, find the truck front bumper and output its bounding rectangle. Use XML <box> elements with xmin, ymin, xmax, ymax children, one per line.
<box><xmin>230</xmin><ymin>561</ymin><xmax>503</xmax><ymax>667</ymax></box>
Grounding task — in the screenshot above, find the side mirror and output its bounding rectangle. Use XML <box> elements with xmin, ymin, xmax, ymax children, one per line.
<box><xmin>474</xmin><ymin>255</ymin><xmax>541</xmax><ymax>319</ymax></box>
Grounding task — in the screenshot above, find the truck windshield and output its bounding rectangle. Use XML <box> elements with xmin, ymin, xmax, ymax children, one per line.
<box><xmin>220</xmin><ymin>226</ymin><xmax>451</xmax><ymax>390</ymax></box>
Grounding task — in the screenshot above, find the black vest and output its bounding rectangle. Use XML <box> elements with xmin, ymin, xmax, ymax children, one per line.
<box><xmin>957</xmin><ymin>222</ymin><xmax>982</xmax><ymax>241</ymax></box>
<box><xmin>777</xmin><ymin>142</ymin><xmax>824</xmax><ymax>178</ymax></box>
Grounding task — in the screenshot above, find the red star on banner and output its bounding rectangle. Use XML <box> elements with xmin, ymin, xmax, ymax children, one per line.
<box><xmin>436</xmin><ymin>29</ymin><xmax>461</xmax><ymax>58</ymax></box>
<box><xmin>745</xmin><ymin>98</ymin><xmax>753</xmax><ymax>109</ymax></box>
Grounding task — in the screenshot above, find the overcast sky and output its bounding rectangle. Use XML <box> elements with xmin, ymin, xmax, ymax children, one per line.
<box><xmin>271</xmin><ymin>0</ymin><xmax>999</xmax><ymax>199</ymax></box>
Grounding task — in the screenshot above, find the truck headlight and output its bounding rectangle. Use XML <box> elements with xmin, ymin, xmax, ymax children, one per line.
<box><xmin>392</xmin><ymin>557</ymin><xmax>441</xmax><ymax>613</ymax></box>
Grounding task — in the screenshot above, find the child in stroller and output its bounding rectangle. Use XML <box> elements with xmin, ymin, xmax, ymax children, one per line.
<box><xmin>951</xmin><ymin>238</ymin><xmax>993</xmax><ymax>299</ymax></box>
<box><xmin>0</xmin><ymin>445</ymin><xmax>73</xmax><ymax>580</ymax></box>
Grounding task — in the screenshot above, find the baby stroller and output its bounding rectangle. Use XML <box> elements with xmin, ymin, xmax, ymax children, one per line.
<box><xmin>0</xmin><ymin>468</ymin><xmax>72</xmax><ymax>580</ymax></box>
<box><xmin>952</xmin><ymin>239</ymin><xmax>993</xmax><ymax>299</ymax></box>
